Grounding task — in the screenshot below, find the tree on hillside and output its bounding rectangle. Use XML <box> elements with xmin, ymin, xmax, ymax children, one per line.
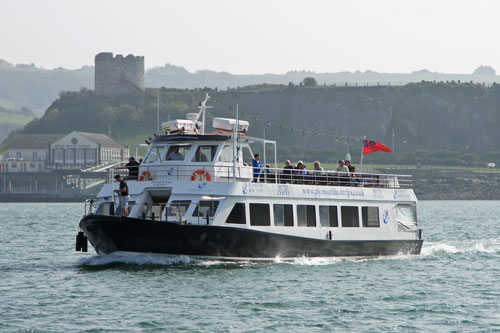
<box><xmin>302</xmin><ymin>77</ymin><xmax>317</xmax><ymax>87</ymax></box>
<box><xmin>473</xmin><ymin>65</ymin><xmax>496</xmax><ymax>75</ymax></box>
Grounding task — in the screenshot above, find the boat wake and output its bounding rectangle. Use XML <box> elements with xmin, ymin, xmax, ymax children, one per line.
<box><xmin>421</xmin><ymin>239</ymin><xmax>500</xmax><ymax>257</ymax></box>
<box><xmin>76</xmin><ymin>252</ymin><xmax>191</xmax><ymax>266</ymax></box>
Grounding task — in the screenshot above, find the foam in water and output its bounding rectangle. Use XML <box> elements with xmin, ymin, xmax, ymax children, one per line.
<box><xmin>76</xmin><ymin>252</ymin><xmax>191</xmax><ymax>266</ymax></box>
<box><xmin>421</xmin><ymin>240</ymin><xmax>500</xmax><ymax>257</ymax></box>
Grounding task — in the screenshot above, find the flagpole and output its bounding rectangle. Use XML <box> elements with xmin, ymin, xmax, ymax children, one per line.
<box><xmin>360</xmin><ymin>135</ymin><xmax>366</xmax><ymax>171</ymax></box>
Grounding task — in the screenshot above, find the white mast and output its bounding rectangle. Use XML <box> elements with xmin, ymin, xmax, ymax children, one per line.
<box><xmin>188</xmin><ymin>94</ymin><xmax>212</xmax><ymax>134</ymax></box>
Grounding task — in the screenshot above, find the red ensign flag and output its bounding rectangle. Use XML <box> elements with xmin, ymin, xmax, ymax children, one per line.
<box><xmin>363</xmin><ymin>140</ymin><xmax>393</xmax><ymax>155</ymax></box>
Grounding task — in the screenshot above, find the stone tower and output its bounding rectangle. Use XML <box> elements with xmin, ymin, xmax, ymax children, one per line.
<box><xmin>94</xmin><ymin>52</ymin><xmax>145</xmax><ymax>96</ymax></box>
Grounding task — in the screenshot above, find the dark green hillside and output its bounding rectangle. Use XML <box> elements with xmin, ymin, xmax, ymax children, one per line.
<box><xmin>14</xmin><ymin>83</ymin><xmax>500</xmax><ymax>165</ymax></box>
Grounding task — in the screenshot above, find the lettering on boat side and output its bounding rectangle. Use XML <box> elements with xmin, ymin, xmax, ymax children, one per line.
<box><xmin>277</xmin><ymin>185</ymin><xmax>290</xmax><ymax>196</ymax></box>
<box><xmin>167</xmin><ymin>167</ymin><xmax>175</xmax><ymax>176</ymax></box>
<box><xmin>198</xmin><ymin>182</ymin><xmax>207</xmax><ymax>189</ymax></box>
<box><xmin>242</xmin><ymin>183</ymin><xmax>249</xmax><ymax>195</ymax></box>
<box><xmin>373</xmin><ymin>188</ymin><xmax>384</xmax><ymax>200</ymax></box>
<box><xmin>241</xmin><ymin>183</ymin><xmax>264</xmax><ymax>195</ymax></box>
<box><xmin>302</xmin><ymin>187</ymin><xmax>365</xmax><ymax>198</ymax></box>
<box><xmin>393</xmin><ymin>189</ymin><xmax>411</xmax><ymax>200</ymax></box>
<box><xmin>383</xmin><ymin>210</ymin><xmax>389</xmax><ymax>224</ymax></box>
<box><xmin>152</xmin><ymin>180</ymin><xmax>172</xmax><ymax>187</ymax></box>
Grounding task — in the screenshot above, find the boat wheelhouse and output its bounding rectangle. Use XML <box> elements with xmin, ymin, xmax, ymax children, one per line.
<box><xmin>77</xmin><ymin>95</ymin><xmax>423</xmax><ymax>260</ymax></box>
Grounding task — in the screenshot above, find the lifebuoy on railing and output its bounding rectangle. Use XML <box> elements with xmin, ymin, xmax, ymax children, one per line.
<box><xmin>139</xmin><ymin>171</ymin><xmax>153</xmax><ymax>181</ymax></box>
<box><xmin>191</xmin><ymin>169</ymin><xmax>212</xmax><ymax>181</ymax></box>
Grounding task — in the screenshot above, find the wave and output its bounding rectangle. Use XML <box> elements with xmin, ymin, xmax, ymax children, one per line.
<box><xmin>421</xmin><ymin>240</ymin><xmax>500</xmax><ymax>257</ymax></box>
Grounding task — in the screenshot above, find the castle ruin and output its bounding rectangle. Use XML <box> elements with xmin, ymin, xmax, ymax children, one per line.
<box><xmin>94</xmin><ymin>52</ymin><xmax>145</xmax><ymax>96</ymax></box>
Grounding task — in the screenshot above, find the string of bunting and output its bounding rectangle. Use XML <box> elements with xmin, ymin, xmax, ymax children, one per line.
<box><xmin>213</xmin><ymin>99</ymin><xmax>364</xmax><ymax>144</ymax></box>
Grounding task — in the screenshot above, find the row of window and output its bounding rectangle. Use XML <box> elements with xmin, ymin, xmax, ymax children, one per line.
<box><xmin>144</xmin><ymin>144</ymin><xmax>254</xmax><ymax>164</ymax></box>
<box><xmin>226</xmin><ymin>203</ymin><xmax>381</xmax><ymax>228</ymax></box>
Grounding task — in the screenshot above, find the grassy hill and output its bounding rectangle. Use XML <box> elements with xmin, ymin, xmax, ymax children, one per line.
<box><xmin>8</xmin><ymin>82</ymin><xmax>500</xmax><ymax>166</ymax></box>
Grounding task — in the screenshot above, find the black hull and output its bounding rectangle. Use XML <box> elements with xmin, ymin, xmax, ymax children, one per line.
<box><xmin>79</xmin><ymin>215</ymin><xmax>423</xmax><ymax>259</ymax></box>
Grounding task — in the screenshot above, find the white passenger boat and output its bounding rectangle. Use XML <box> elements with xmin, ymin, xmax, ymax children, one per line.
<box><xmin>76</xmin><ymin>95</ymin><xmax>423</xmax><ymax>260</ymax></box>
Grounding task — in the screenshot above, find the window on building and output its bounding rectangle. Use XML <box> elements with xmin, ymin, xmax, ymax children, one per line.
<box><xmin>273</xmin><ymin>204</ymin><xmax>294</xmax><ymax>226</ymax></box>
<box><xmin>319</xmin><ymin>205</ymin><xmax>338</xmax><ymax>227</ymax></box>
<box><xmin>192</xmin><ymin>200</ymin><xmax>219</xmax><ymax>218</ymax></box>
<box><xmin>362</xmin><ymin>207</ymin><xmax>380</xmax><ymax>227</ymax></box>
<box><xmin>297</xmin><ymin>205</ymin><xmax>316</xmax><ymax>227</ymax></box>
<box><xmin>341</xmin><ymin>206</ymin><xmax>359</xmax><ymax>227</ymax></box>
<box><xmin>16</xmin><ymin>151</ymin><xmax>21</xmax><ymax>158</ymax></box>
<box><xmin>226</xmin><ymin>203</ymin><xmax>246</xmax><ymax>224</ymax></box>
<box><xmin>32</xmin><ymin>151</ymin><xmax>38</xmax><ymax>160</ymax></box>
<box><xmin>218</xmin><ymin>145</ymin><xmax>234</xmax><ymax>163</ymax></box>
<box><xmin>29</xmin><ymin>162</ymin><xmax>36</xmax><ymax>168</ymax></box>
<box><xmin>250</xmin><ymin>203</ymin><xmax>271</xmax><ymax>226</ymax></box>
<box><xmin>192</xmin><ymin>145</ymin><xmax>218</xmax><ymax>162</ymax></box>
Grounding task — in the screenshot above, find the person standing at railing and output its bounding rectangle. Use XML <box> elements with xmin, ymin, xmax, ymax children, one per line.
<box><xmin>125</xmin><ymin>156</ymin><xmax>140</xmax><ymax>180</ymax></box>
<box><xmin>113</xmin><ymin>174</ymin><xmax>130</xmax><ymax>216</ymax></box>
<box><xmin>336</xmin><ymin>160</ymin><xmax>350</xmax><ymax>186</ymax></box>
<box><xmin>252</xmin><ymin>154</ymin><xmax>263</xmax><ymax>182</ymax></box>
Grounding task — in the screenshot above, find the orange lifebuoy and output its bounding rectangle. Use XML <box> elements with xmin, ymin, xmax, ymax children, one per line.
<box><xmin>191</xmin><ymin>169</ymin><xmax>212</xmax><ymax>181</ymax></box>
<box><xmin>139</xmin><ymin>171</ymin><xmax>153</xmax><ymax>181</ymax></box>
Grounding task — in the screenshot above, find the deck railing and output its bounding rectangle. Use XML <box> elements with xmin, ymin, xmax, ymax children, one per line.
<box><xmin>109</xmin><ymin>164</ymin><xmax>413</xmax><ymax>189</ymax></box>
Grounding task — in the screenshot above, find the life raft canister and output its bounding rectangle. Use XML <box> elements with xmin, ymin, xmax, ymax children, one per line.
<box><xmin>191</xmin><ymin>169</ymin><xmax>212</xmax><ymax>181</ymax></box>
<box><xmin>139</xmin><ymin>171</ymin><xmax>153</xmax><ymax>181</ymax></box>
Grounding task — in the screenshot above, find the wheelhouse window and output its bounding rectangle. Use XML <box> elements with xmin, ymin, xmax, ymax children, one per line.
<box><xmin>250</xmin><ymin>203</ymin><xmax>271</xmax><ymax>226</ymax></box>
<box><xmin>193</xmin><ymin>145</ymin><xmax>218</xmax><ymax>162</ymax></box>
<box><xmin>341</xmin><ymin>206</ymin><xmax>359</xmax><ymax>227</ymax></box>
<box><xmin>165</xmin><ymin>144</ymin><xmax>191</xmax><ymax>161</ymax></box>
<box><xmin>273</xmin><ymin>204</ymin><xmax>294</xmax><ymax>227</ymax></box>
<box><xmin>319</xmin><ymin>205</ymin><xmax>338</xmax><ymax>227</ymax></box>
<box><xmin>168</xmin><ymin>200</ymin><xmax>191</xmax><ymax>218</ymax></box>
<box><xmin>297</xmin><ymin>205</ymin><xmax>316</xmax><ymax>227</ymax></box>
<box><xmin>144</xmin><ymin>145</ymin><xmax>165</xmax><ymax>164</ymax></box>
<box><xmin>226</xmin><ymin>203</ymin><xmax>246</xmax><ymax>224</ymax></box>
<box><xmin>192</xmin><ymin>200</ymin><xmax>219</xmax><ymax>218</ymax></box>
<box><xmin>362</xmin><ymin>207</ymin><xmax>380</xmax><ymax>227</ymax></box>
<box><xmin>218</xmin><ymin>145</ymin><xmax>234</xmax><ymax>163</ymax></box>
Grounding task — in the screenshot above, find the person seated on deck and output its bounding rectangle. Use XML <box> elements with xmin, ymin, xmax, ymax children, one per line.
<box><xmin>294</xmin><ymin>160</ymin><xmax>308</xmax><ymax>184</ymax></box>
<box><xmin>282</xmin><ymin>160</ymin><xmax>294</xmax><ymax>183</ymax></box>
<box><xmin>113</xmin><ymin>174</ymin><xmax>130</xmax><ymax>216</ymax></box>
<box><xmin>264</xmin><ymin>164</ymin><xmax>275</xmax><ymax>183</ymax></box>
<box><xmin>125</xmin><ymin>156</ymin><xmax>140</xmax><ymax>180</ymax></box>
<box><xmin>335</xmin><ymin>160</ymin><xmax>350</xmax><ymax>186</ymax></box>
<box><xmin>166</xmin><ymin>146</ymin><xmax>184</xmax><ymax>161</ymax></box>
<box><xmin>252</xmin><ymin>154</ymin><xmax>263</xmax><ymax>182</ymax></box>
<box><xmin>312</xmin><ymin>161</ymin><xmax>325</xmax><ymax>185</ymax></box>
<box><xmin>349</xmin><ymin>166</ymin><xmax>360</xmax><ymax>186</ymax></box>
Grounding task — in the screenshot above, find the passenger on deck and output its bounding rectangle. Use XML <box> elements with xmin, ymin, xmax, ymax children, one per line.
<box><xmin>336</xmin><ymin>160</ymin><xmax>350</xmax><ymax>186</ymax></box>
<box><xmin>166</xmin><ymin>146</ymin><xmax>184</xmax><ymax>160</ymax></box>
<box><xmin>313</xmin><ymin>161</ymin><xmax>325</xmax><ymax>184</ymax></box>
<box><xmin>252</xmin><ymin>154</ymin><xmax>263</xmax><ymax>182</ymax></box>
<box><xmin>125</xmin><ymin>156</ymin><xmax>140</xmax><ymax>180</ymax></box>
<box><xmin>350</xmin><ymin>166</ymin><xmax>360</xmax><ymax>186</ymax></box>
<box><xmin>294</xmin><ymin>160</ymin><xmax>308</xmax><ymax>184</ymax></box>
<box><xmin>282</xmin><ymin>160</ymin><xmax>294</xmax><ymax>183</ymax></box>
<box><xmin>113</xmin><ymin>174</ymin><xmax>130</xmax><ymax>216</ymax></box>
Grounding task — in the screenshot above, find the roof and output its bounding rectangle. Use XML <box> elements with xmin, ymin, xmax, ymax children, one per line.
<box><xmin>153</xmin><ymin>134</ymin><xmax>231</xmax><ymax>143</ymax></box>
<box><xmin>77</xmin><ymin>132</ymin><xmax>127</xmax><ymax>149</ymax></box>
<box><xmin>10</xmin><ymin>134</ymin><xmax>64</xmax><ymax>150</ymax></box>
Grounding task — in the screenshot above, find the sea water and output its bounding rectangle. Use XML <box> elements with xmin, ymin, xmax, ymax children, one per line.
<box><xmin>0</xmin><ymin>201</ymin><xmax>499</xmax><ymax>332</ymax></box>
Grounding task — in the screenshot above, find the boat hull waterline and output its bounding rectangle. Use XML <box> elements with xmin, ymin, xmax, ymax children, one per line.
<box><xmin>80</xmin><ymin>215</ymin><xmax>423</xmax><ymax>260</ymax></box>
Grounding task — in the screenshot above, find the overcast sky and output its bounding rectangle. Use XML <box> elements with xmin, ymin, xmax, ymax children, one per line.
<box><xmin>1</xmin><ymin>0</ymin><xmax>499</xmax><ymax>74</ymax></box>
